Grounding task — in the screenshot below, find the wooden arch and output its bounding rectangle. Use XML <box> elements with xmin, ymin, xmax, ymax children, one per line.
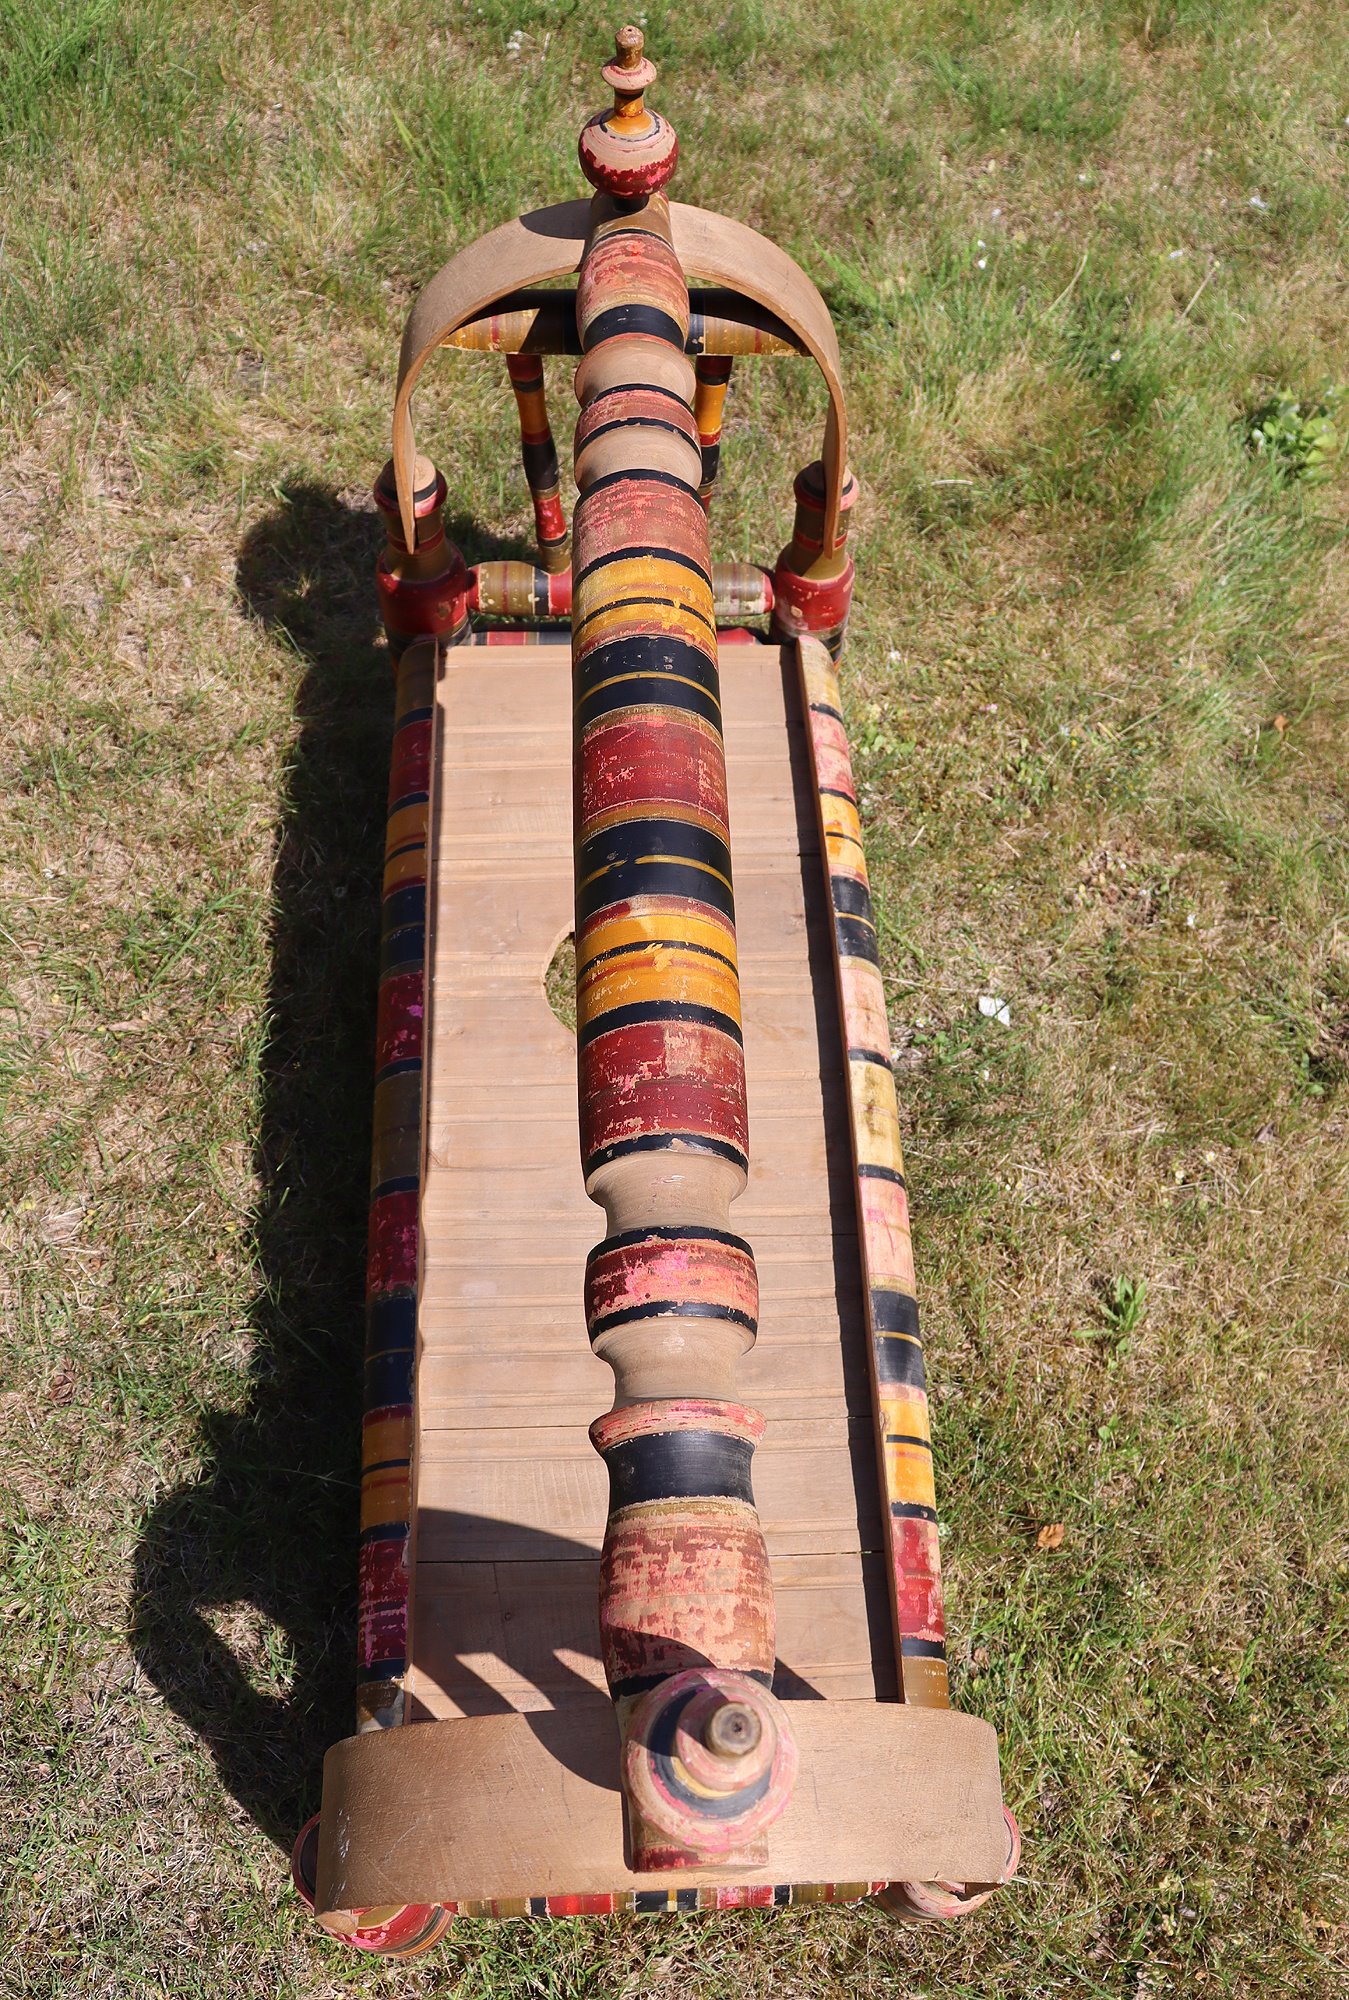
<box><xmin>391</xmin><ymin>200</ymin><xmax>850</xmax><ymax>555</ymax></box>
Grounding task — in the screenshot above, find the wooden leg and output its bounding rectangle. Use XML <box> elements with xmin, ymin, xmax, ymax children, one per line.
<box><xmin>505</xmin><ymin>354</ymin><xmax>570</xmax><ymax>573</ymax></box>
<box><xmin>693</xmin><ymin>355</ymin><xmax>734</xmax><ymax>511</ymax></box>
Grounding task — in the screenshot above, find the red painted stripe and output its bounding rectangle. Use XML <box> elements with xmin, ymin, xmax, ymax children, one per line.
<box><xmin>387</xmin><ymin>717</ymin><xmax>431</xmax><ymax>804</ymax></box>
<box><xmin>367</xmin><ymin>1188</ymin><xmax>419</xmax><ymax>1294</ymax></box>
<box><xmin>579</xmin><ymin>714</ymin><xmax>728</xmax><ymax>828</ymax></box>
<box><xmin>375</xmin><ymin>969</ymin><xmax>425</xmax><ymax>1072</ymax></box>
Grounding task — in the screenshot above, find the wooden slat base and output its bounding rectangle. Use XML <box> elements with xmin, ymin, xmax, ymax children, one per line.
<box><xmin>409</xmin><ymin>636</ymin><xmax>895</xmax><ymax>1732</ymax></box>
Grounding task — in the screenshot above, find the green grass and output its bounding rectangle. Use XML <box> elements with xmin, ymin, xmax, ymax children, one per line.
<box><xmin>2</xmin><ymin>0</ymin><xmax>1348</xmax><ymax>1994</ymax></box>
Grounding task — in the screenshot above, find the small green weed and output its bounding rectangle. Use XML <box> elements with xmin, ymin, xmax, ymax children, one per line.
<box><xmin>1247</xmin><ymin>385</ymin><xmax>1345</xmax><ymax>483</ymax></box>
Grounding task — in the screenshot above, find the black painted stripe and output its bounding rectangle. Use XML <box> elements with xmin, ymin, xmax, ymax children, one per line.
<box><xmin>773</xmin><ymin>1884</ymin><xmax>792</xmax><ymax>1907</ymax></box>
<box><xmin>388</xmin><ymin>788</ymin><xmax>431</xmax><ymax>818</ymax></box>
<box><xmin>577</xmin><ymin>818</ymin><xmax>734</xmax><ymax>923</ymax></box>
<box><xmin>586</xmin><ymin>379</ymin><xmax>692</xmax><ymax>415</ymax></box>
<box><xmin>831</xmin><ymin>874</ymin><xmax>875</xmax><ymax>920</ymax></box>
<box><xmin>810</xmin><ymin>699</ymin><xmax>844</xmax><ymax>723</ymax></box>
<box><xmin>589</xmin><ymin>1223</ymin><xmax>753</xmax><ymax>1259</ymax></box>
<box><xmin>358</xmin><ymin>1656</ymin><xmax>407</xmax><ymax>1683</ymax></box>
<box><xmin>872</xmin><ymin>1288</ymin><xmax>921</xmax><ymax>1338</ymax></box>
<box><xmin>819</xmin><ymin>783</ymin><xmax>857</xmax><ymax>803</ymax></box>
<box><xmin>577</xmin><ymin>413</ymin><xmax>698</xmax><ymax>454</ymax></box>
<box><xmin>358</xmin><ymin>1521</ymin><xmax>408</xmax><ymax>1546</ymax></box>
<box><xmin>599</xmin><ymin>1427</ymin><xmax>755</xmax><ymax>1506</ymax></box>
<box><xmin>848</xmin><ymin>1046</ymin><xmax>891</xmax><ymax>1068</ymax></box>
<box><xmin>579</xmin><ymin>998</ymin><xmax>742</xmax><ymax>1052</ymax></box>
<box><xmin>379</xmin><ymin>924</ymin><xmax>425</xmax><ymax>975</ymax></box>
<box><xmin>361</xmin><ymin>1455</ymin><xmax>411</xmax><ymax>1476</ymax></box>
<box><xmin>835</xmin><ymin>912</ymin><xmax>880</xmax><ymax>965</ymax></box>
<box><xmin>589</xmin><ymin>1299</ymin><xmax>758</xmax><ymax>1339</ymax></box>
<box><xmin>393</xmin><ymin>705</ymin><xmax>434</xmax><ymax>733</ymax></box>
<box><xmin>874</xmin><ymin>1332</ymin><xmax>927</xmax><ymax>1388</ymax></box>
<box><xmin>382</xmin><ymin>883</ymin><xmax>426</xmax><ymax>932</ymax></box>
<box><xmin>584</xmin><ymin>1130</ymin><xmax>749</xmax><ymax>1174</ymax></box>
<box><xmin>578</xmin><ymin>464</ymin><xmax>701</xmax><ymax>506</ymax></box>
<box><xmin>574</xmin><ymin>541</ymin><xmax>710</xmax><ymax>594</ymax></box>
<box><xmin>900</xmin><ymin>1636</ymin><xmax>948</xmax><ymax>1659</ymax></box>
<box><xmin>371</xmin><ymin>1173</ymin><xmax>420</xmax><ymax>1201</ymax></box>
<box><xmin>858</xmin><ymin>1162</ymin><xmax>907</xmax><ymax>1188</ymax></box>
<box><xmin>364</xmin><ymin>1348</ymin><xmax>413</xmax><ymax>1408</ymax></box>
<box><xmin>521</xmin><ymin>437</ymin><xmax>559</xmax><ymax>485</ymax></box>
<box><xmin>885</xmin><ymin>1432</ymin><xmax>932</xmax><ymax>1451</ymax></box>
<box><xmin>577</xmin><ymin>630</ymin><xmax>721</xmax><ymax>702</ymax></box>
<box><xmin>529</xmin><ymin>1896</ymin><xmax>549</xmax><ymax>1917</ymax></box>
<box><xmin>891</xmin><ymin>1501</ymin><xmax>939</xmax><ymax>1524</ymax></box>
<box><xmin>578</xmin><ymin>670</ymin><xmax>723</xmax><ymax>734</ymax></box>
<box><xmin>699</xmin><ymin>442</ymin><xmax>721</xmax><ymax>487</ymax></box>
<box><xmin>366</xmin><ymin>1293</ymin><xmax>416</xmax><ymax>1347</ymax></box>
<box><xmin>610</xmin><ymin>1663</ymin><xmax>774</xmax><ymax>1704</ymax></box>
<box><xmin>582</xmin><ymin>301</ymin><xmax>685</xmax><ymax>352</ymax></box>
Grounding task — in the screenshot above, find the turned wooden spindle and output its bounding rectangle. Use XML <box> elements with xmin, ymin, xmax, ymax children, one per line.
<box><xmin>505</xmin><ymin>355</ymin><xmax>570</xmax><ymax>572</ymax></box>
<box><xmin>571</xmin><ymin>26</ymin><xmax>795</xmax><ymax>1872</ymax></box>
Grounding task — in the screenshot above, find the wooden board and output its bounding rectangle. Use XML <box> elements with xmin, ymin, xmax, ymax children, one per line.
<box><xmin>317</xmin><ymin>1701</ymin><xmax>1007</xmax><ymax>1908</ymax></box>
<box><xmin>408</xmin><ymin>636</ymin><xmax>896</xmax><ymax>1723</ymax></box>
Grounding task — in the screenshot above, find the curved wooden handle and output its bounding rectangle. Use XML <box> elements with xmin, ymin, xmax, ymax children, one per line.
<box><xmin>569</xmin><ymin>33</ymin><xmax>793</xmax><ymax>1873</ymax></box>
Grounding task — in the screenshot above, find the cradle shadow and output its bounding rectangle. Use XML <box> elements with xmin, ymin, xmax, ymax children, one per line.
<box><xmin>128</xmin><ymin>483</ymin><xmax>533</xmax><ymax>1846</ymax></box>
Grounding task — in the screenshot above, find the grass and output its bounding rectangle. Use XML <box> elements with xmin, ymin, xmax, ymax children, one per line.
<box><xmin>1</xmin><ymin>0</ymin><xmax>1347</xmax><ymax>1994</ymax></box>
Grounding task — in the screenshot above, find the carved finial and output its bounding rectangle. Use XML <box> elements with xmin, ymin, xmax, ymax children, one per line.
<box><xmin>579</xmin><ymin>23</ymin><xmax>679</xmax><ymax>200</ymax></box>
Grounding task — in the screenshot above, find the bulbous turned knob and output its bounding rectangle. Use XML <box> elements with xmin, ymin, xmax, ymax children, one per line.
<box><xmin>578</xmin><ymin>25</ymin><xmax>679</xmax><ymax>200</ymax></box>
<box><xmin>622</xmin><ymin>1668</ymin><xmax>798</xmax><ymax>1867</ymax></box>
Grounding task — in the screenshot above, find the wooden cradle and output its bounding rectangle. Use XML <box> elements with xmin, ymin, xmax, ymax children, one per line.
<box><xmin>294</xmin><ymin>27</ymin><xmax>1015</xmax><ymax>1955</ymax></box>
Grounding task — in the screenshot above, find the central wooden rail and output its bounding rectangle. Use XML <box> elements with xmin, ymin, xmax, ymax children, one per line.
<box><xmin>569</xmin><ymin>28</ymin><xmax>796</xmax><ymax>1871</ymax></box>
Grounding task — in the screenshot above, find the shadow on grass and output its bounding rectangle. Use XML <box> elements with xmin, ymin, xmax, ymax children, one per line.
<box><xmin>128</xmin><ymin>482</ymin><xmax>533</xmax><ymax>1848</ymax></box>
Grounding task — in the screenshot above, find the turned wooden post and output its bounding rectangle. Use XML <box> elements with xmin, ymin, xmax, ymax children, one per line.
<box><xmin>373</xmin><ymin>454</ymin><xmax>469</xmax><ymax>660</ymax></box>
<box><xmin>769</xmin><ymin>459</ymin><xmax>858</xmax><ymax>660</ymax></box>
<box><xmin>571</xmin><ymin>26</ymin><xmax>796</xmax><ymax>1872</ymax></box>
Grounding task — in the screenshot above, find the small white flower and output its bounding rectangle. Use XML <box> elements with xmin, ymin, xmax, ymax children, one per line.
<box><xmin>1249</xmin><ymin>193</ymin><xmax>1269</xmax><ymax>211</ymax></box>
<box><xmin>1186</xmin><ymin>912</ymin><xmax>1196</xmax><ymax>928</ymax></box>
<box><xmin>991</xmin><ymin>207</ymin><xmax>1002</xmax><ymax>219</ymax></box>
<box><xmin>977</xmin><ymin>995</ymin><xmax>1012</xmax><ymax>1027</ymax></box>
<box><xmin>977</xmin><ymin>238</ymin><xmax>986</xmax><ymax>248</ymax></box>
<box><xmin>1168</xmin><ymin>248</ymin><xmax>1185</xmax><ymax>260</ymax></box>
<box><xmin>976</xmin><ymin>256</ymin><xmax>987</xmax><ymax>269</ymax></box>
<box><xmin>1109</xmin><ymin>348</ymin><xmax>1121</xmax><ymax>362</ymax></box>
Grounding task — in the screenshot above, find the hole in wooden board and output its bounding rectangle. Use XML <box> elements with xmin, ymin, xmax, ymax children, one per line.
<box><xmin>545</xmin><ymin>930</ymin><xmax>576</xmax><ymax>1034</ymax></box>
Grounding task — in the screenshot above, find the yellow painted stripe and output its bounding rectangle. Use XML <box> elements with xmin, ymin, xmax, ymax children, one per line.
<box><xmin>579</xmin><ymin>906</ymin><xmax>737</xmax><ymax>971</ymax></box>
<box><xmin>849</xmin><ymin>1060</ymin><xmax>905</xmax><ymax>1174</ymax></box>
<box><xmin>579</xmin><ymin>948</ymin><xmax>742</xmax><ymax>1028</ymax></box>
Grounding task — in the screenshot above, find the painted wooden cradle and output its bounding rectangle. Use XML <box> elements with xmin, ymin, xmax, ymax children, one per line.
<box><xmin>293</xmin><ymin>27</ymin><xmax>1018</xmax><ymax>1955</ymax></box>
